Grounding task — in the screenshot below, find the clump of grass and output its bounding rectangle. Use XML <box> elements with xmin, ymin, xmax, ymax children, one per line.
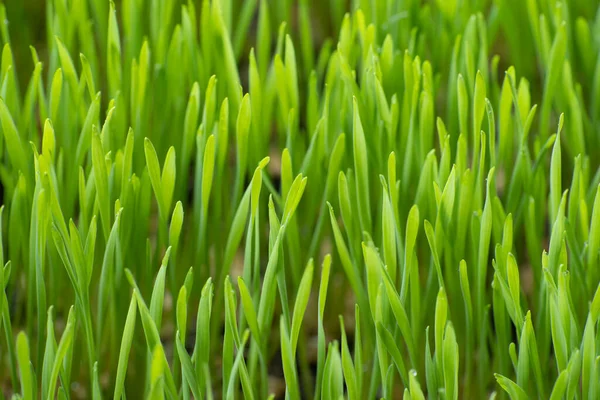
<box><xmin>1</xmin><ymin>0</ymin><xmax>600</xmax><ymax>399</ymax></box>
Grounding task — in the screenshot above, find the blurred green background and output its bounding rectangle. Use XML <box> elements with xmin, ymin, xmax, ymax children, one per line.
<box><xmin>4</xmin><ymin>0</ymin><xmax>600</xmax><ymax>109</ymax></box>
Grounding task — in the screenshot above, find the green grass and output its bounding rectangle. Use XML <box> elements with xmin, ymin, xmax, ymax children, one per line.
<box><xmin>0</xmin><ymin>0</ymin><xmax>600</xmax><ymax>398</ymax></box>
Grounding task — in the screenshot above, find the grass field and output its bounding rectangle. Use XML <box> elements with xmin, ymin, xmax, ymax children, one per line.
<box><xmin>0</xmin><ymin>0</ymin><xmax>600</xmax><ymax>399</ymax></box>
